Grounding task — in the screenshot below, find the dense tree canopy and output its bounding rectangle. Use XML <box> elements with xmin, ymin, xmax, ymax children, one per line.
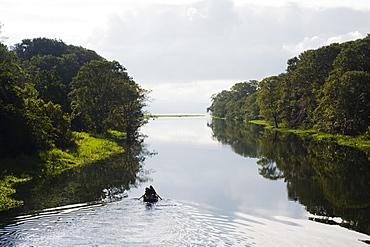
<box><xmin>70</xmin><ymin>60</ymin><xmax>149</xmax><ymax>137</ymax></box>
<box><xmin>0</xmin><ymin>44</ymin><xmax>36</xmax><ymax>155</ymax></box>
<box><xmin>208</xmin><ymin>35</ymin><xmax>370</xmax><ymax>136</ymax></box>
<box><xmin>256</xmin><ymin>75</ymin><xmax>284</xmax><ymax>127</ymax></box>
<box><xmin>0</xmin><ymin>37</ymin><xmax>149</xmax><ymax>157</ymax></box>
<box><xmin>207</xmin><ymin>80</ymin><xmax>259</xmax><ymax>120</ymax></box>
<box><xmin>12</xmin><ymin>38</ymin><xmax>104</xmax><ymax>113</ymax></box>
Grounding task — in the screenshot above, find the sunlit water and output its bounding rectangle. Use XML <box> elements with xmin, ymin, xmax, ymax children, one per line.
<box><xmin>0</xmin><ymin>116</ymin><xmax>369</xmax><ymax>246</ymax></box>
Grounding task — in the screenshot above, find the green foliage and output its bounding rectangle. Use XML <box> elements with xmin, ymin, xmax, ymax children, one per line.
<box><xmin>315</xmin><ymin>71</ymin><xmax>370</xmax><ymax>135</ymax></box>
<box><xmin>0</xmin><ymin>36</ymin><xmax>149</xmax><ymax>211</ymax></box>
<box><xmin>33</xmin><ymin>70</ymin><xmax>67</xmax><ymax>110</ymax></box>
<box><xmin>209</xmin><ymin>35</ymin><xmax>370</xmax><ymax>137</ymax></box>
<box><xmin>0</xmin><ymin>37</ymin><xmax>147</xmax><ymax>157</ymax></box>
<box><xmin>207</xmin><ymin>90</ymin><xmax>230</xmax><ymax>118</ymax></box>
<box><xmin>280</xmin><ymin>44</ymin><xmax>342</xmax><ymax>128</ymax></box>
<box><xmin>12</xmin><ymin>38</ymin><xmax>104</xmax><ymax>113</ymax></box>
<box><xmin>12</xmin><ymin>38</ymin><xmax>68</xmax><ymax>60</ymax></box>
<box><xmin>0</xmin><ymin>44</ymin><xmax>41</xmax><ymax>156</ymax></box>
<box><xmin>70</xmin><ymin>60</ymin><xmax>149</xmax><ymax>137</ymax></box>
<box><xmin>256</xmin><ymin>75</ymin><xmax>284</xmax><ymax>127</ymax></box>
<box><xmin>5</xmin><ymin>135</ymin><xmax>150</xmax><ymax>213</ymax></box>
<box><xmin>39</xmin><ymin>132</ymin><xmax>124</xmax><ymax>175</ymax></box>
<box><xmin>209</xmin><ymin>119</ymin><xmax>370</xmax><ymax>235</ymax></box>
<box><xmin>43</xmin><ymin>101</ymin><xmax>74</xmax><ymax>148</ymax></box>
<box><xmin>0</xmin><ymin>175</ymin><xmax>30</xmax><ymax>211</ymax></box>
<box><xmin>0</xmin><ymin>131</ymin><xmax>126</xmax><ymax>211</ymax></box>
<box><xmin>250</xmin><ymin>119</ymin><xmax>370</xmax><ymax>153</ymax></box>
<box><xmin>207</xmin><ymin>80</ymin><xmax>259</xmax><ymax>120</ymax></box>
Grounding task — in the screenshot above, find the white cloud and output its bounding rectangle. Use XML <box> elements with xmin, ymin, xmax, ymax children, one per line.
<box><xmin>2</xmin><ymin>0</ymin><xmax>370</xmax><ymax>113</ymax></box>
<box><xmin>148</xmin><ymin>79</ymin><xmax>238</xmax><ymax>103</ymax></box>
<box><xmin>232</xmin><ymin>0</ymin><xmax>370</xmax><ymax>11</ymax></box>
<box><xmin>143</xmin><ymin>79</ymin><xmax>242</xmax><ymax>113</ymax></box>
<box><xmin>283</xmin><ymin>31</ymin><xmax>365</xmax><ymax>55</ymax></box>
<box><xmin>186</xmin><ymin>7</ymin><xmax>206</xmax><ymax>21</ymax></box>
<box><xmin>326</xmin><ymin>31</ymin><xmax>364</xmax><ymax>44</ymax></box>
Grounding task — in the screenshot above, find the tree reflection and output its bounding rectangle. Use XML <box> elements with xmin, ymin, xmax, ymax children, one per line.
<box><xmin>4</xmin><ymin>137</ymin><xmax>153</xmax><ymax>215</ymax></box>
<box><xmin>209</xmin><ymin>119</ymin><xmax>370</xmax><ymax>235</ymax></box>
<box><xmin>257</xmin><ymin>158</ymin><xmax>284</xmax><ymax>180</ymax></box>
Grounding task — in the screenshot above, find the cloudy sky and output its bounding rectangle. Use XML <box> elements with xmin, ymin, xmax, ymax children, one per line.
<box><xmin>1</xmin><ymin>0</ymin><xmax>370</xmax><ymax>113</ymax></box>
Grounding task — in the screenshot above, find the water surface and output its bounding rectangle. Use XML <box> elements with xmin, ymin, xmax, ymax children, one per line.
<box><xmin>0</xmin><ymin>116</ymin><xmax>369</xmax><ymax>246</ymax></box>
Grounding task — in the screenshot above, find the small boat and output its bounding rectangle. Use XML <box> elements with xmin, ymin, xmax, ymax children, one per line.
<box><xmin>139</xmin><ymin>185</ymin><xmax>162</xmax><ymax>204</ymax></box>
<box><xmin>143</xmin><ymin>194</ymin><xmax>159</xmax><ymax>203</ymax></box>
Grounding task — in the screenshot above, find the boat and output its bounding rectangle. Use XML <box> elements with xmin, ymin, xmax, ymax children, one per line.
<box><xmin>139</xmin><ymin>185</ymin><xmax>162</xmax><ymax>203</ymax></box>
<box><xmin>143</xmin><ymin>194</ymin><xmax>159</xmax><ymax>203</ymax></box>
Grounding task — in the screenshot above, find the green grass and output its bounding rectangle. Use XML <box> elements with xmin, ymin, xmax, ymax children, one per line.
<box><xmin>39</xmin><ymin>132</ymin><xmax>125</xmax><ymax>175</ymax></box>
<box><xmin>0</xmin><ymin>131</ymin><xmax>126</xmax><ymax>211</ymax></box>
<box><xmin>249</xmin><ymin>120</ymin><xmax>370</xmax><ymax>152</ymax></box>
<box><xmin>249</xmin><ymin>120</ymin><xmax>269</xmax><ymax>126</ymax></box>
<box><xmin>0</xmin><ymin>175</ymin><xmax>31</xmax><ymax>211</ymax></box>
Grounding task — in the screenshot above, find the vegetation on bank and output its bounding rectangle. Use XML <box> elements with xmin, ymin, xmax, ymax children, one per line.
<box><xmin>0</xmin><ymin>176</ymin><xmax>30</xmax><ymax>211</ymax></box>
<box><xmin>249</xmin><ymin>120</ymin><xmax>370</xmax><ymax>154</ymax></box>
<box><xmin>209</xmin><ymin>119</ymin><xmax>370</xmax><ymax>235</ymax></box>
<box><xmin>0</xmin><ymin>130</ymin><xmax>126</xmax><ymax>211</ymax></box>
<box><xmin>208</xmin><ymin>35</ymin><xmax>370</xmax><ymax>146</ymax></box>
<box><xmin>0</xmin><ymin>30</ymin><xmax>149</xmax><ymax>211</ymax></box>
<box><xmin>39</xmin><ymin>131</ymin><xmax>125</xmax><ymax>175</ymax></box>
<box><xmin>1</xmin><ymin>36</ymin><xmax>149</xmax><ymax>158</ymax></box>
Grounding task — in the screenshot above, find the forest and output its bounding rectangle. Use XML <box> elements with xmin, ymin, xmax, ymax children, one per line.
<box><xmin>0</xmin><ymin>37</ymin><xmax>149</xmax><ymax>210</ymax></box>
<box><xmin>1</xmin><ymin>37</ymin><xmax>149</xmax><ymax>157</ymax></box>
<box><xmin>207</xmin><ymin>35</ymin><xmax>370</xmax><ymax>138</ymax></box>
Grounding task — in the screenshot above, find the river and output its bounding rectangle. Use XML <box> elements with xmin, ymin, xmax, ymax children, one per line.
<box><xmin>0</xmin><ymin>116</ymin><xmax>369</xmax><ymax>246</ymax></box>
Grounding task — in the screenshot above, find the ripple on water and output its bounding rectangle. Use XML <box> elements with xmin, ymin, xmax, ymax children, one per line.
<box><xmin>0</xmin><ymin>198</ymin><xmax>257</xmax><ymax>246</ymax></box>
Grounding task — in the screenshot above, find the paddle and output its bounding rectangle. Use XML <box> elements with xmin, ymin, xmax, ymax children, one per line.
<box><xmin>156</xmin><ymin>194</ymin><xmax>163</xmax><ymax>200</ymax></box>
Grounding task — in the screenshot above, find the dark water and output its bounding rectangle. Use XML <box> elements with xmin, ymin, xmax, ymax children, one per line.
<box><xmin>0</xmin><ymin>116</ymin><xmax>369</xmax><ymax>246</ymax></box>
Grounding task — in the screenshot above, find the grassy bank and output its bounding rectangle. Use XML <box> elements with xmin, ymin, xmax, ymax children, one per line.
<box><xmin>249</xmin><ymin>120</ymin><xmax>370</xmax><ymax>153</ymax></box>
<box><xmin>0</xmin><ymin>131</ymin><xmax>125</xmax><ymax>211</ymax></box>
<box><xmin>40</xmin><ymin>132</ymin><xmax>125</xmax><ymax>176</ymax></box>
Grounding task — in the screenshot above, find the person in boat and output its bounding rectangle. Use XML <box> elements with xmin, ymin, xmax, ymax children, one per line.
<box><xmin>140</xmin><ymin>185</ymin><xmax>162</xmax><ymax>201</ymax></box>
<box><xmin>149</xmin><ymin>185</ymin><xmax>157</xmax><ymax>195</ymax></box>
<box><xmin>145</xmin><ymin>187</ymin><xmax>152</xmax><ymax>196</ymax></box>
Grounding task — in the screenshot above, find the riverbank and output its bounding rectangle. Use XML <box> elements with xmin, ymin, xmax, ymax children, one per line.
<box><xmin>249</xmin><ymin>120</ymin><xmax>370</xmax><ymax>154</ymax></box>
<box><xmin>0</xmin><ymin>131</ymin><xmax>125</xmax><ymax>211</ymax></box>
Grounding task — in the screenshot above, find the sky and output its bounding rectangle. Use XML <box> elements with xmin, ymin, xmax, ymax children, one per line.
<box><xmin>1</xmin><ymin>0</ymin><xmax>370</xmax><ymax>114</ymax></box>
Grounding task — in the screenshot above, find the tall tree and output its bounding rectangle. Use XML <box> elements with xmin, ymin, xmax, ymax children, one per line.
<box><xmin>33</xmin><ymin>70</ymin><xmax>67</xmax><ymax>109</ymax></box>
<box><xmin>256</xmin><ymin>75</ymin><xmax>284</xmax><ymax>127</ymax></box>
<box><xmin>70</xmin><ymin>60</ymin><xmax>149</xmax><ymax>137</ymax></box>
<box><xmin>281</xmin><ymin>44</ymin><xmax>341</xmax><ymax>128</ymax></box>
<box><xmin>314</xmin><ymin>71</ymin><xmax>370</xmax><ymax>135</ymax></box>
<box><xmin>13</xmin><ymin>38</ymin><xmax>103</xmax><ymax>90</ymax></box>
<box><xmin>207</xmin><ymin>90</ymin><xmax>230</xmax><ymax>118</ymax></box>
<box><xmin>12</xmin><ymin>38</ymin><xmax>67</xmax><ymax>60</ymax></box>
<box><xmin>207</xmin><ymin>80</ymin><xmax>259</xmax><ymax>120</ymax></box>
<box><xmin>0</xmin><ymin>44</ymin><xmax>36</xmax><ymax>155</ymax></box>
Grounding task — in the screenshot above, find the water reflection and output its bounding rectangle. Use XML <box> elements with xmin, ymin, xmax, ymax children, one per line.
<box><xmin>1</xmin><ymin>137</ymin><xmax>153</xmax><ymax>216</ymax></box>
<box><xmin>134</xmin><ymin>117</ymin><xmax>306</xmax><ymax>221</ymax></box>
<box><xmin>1</xmin><ymin>117</ymin><xmax>369</xmax><ymax>246</ymax></box>
<box><xmin>209</xmin><ymin>119</ymin><xmax>370</xmax><ymax>235</ymax></box>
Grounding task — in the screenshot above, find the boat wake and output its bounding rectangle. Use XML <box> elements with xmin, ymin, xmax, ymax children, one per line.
<box><xmin>0</xmin><ymin>197</ymin><xmax>368</xmax><ymax>246</ymax></box>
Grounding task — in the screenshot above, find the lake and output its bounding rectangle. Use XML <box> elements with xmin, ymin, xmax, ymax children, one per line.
<box><xmin>0</xmin><ymin>116</ymin><xmax>369</xmax><ymax>246</ymax></box>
